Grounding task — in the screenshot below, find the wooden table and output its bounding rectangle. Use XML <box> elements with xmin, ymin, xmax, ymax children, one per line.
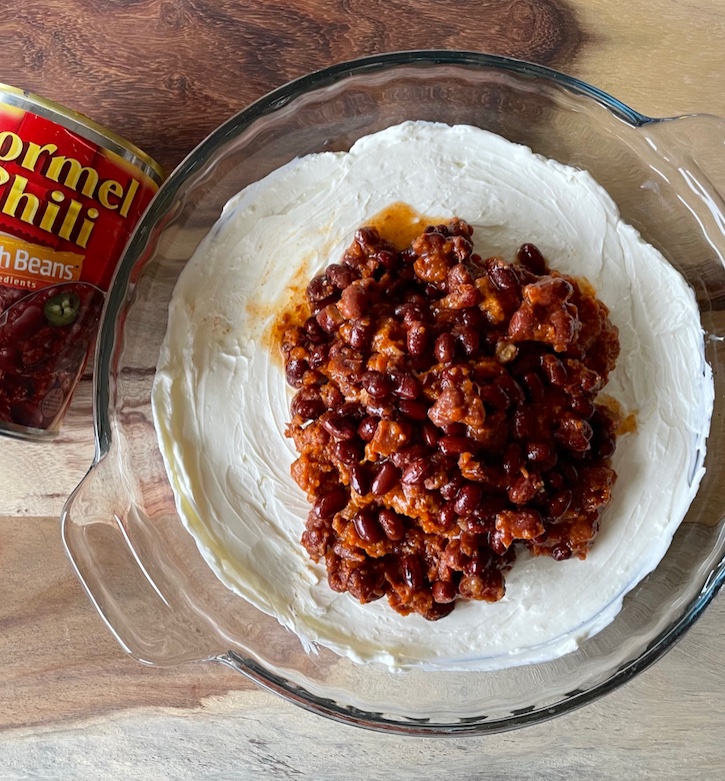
<box><xmin>1</xmin><ymin>1</ymin><xmax>723</xmax><ymax>778</ymax></box>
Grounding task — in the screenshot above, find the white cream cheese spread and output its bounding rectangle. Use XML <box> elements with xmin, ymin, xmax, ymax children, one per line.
<box><xmin>152</xmin><ymin>122</ymin><xmax>713</xmax><ymax>670</ymax></box>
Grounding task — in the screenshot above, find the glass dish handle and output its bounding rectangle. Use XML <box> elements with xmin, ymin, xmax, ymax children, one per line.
<box><xmin>62</xmin><ymin>457</ymin><xmax>224</xmax><ymax>666</ymax></box>
<box><xmin>646</xmin><ymin>113</ymin><xmax>725</xmax><ymax>211</ymax></box>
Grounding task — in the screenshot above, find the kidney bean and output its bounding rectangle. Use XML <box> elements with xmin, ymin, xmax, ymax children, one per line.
<box><xmin>357</xmin><ymin>416</ymin><xmax>378</xmax><ymax>441</ymax></box>
<box><xmin>333</xmin><ymin>439</ymin><xmax>363</xmax><ymax>464</ymax></box>
<box><xmin>441</xmin><ymin>422</ymin><xmax>466</xmax><ymax>437</ymax></box>
<box><xmin>489</xmin><ymin>530</ymin><xmax>509</xmax><ymax>556</ymax></box>
<box><xmin>458</xmin><ymin>575</ymin><xmax>487</xmax><ymax>600</ymax></box>
<box><xmin>347</xmin><ymin>565</ymin><xmax>385</xmax><ymax>603</ymax></box>
<box><xmin>313</xmin><ymin>487</ymin><xmax>348</xmax><ymax>519</ymax></box>
<box><xmin>401</xmin><ymin>458</ymin><xmax>431</xmax><ymax>485</ymax></box>
<box><xmin>349</xmin><ymin>462</ymin><xmax>371</xmax><ymax>495</ymax></box>
<box><xmin>291</xmin><ymin>388</ymin><xmax>325</xmax><ymax>420</ymax></box>
<box><xmin>526</xmin><ymin>442</ymin><xmax>552</xmax><ymax>463</ymax></box>
<box><xmin>512</xmin><ymin>405</ymin><xmax>534</xmax><ymax>439</ymax></box>
<box><xmin>461</xmin><ymin>307</ymin><xmax>483</xmax><ymax>330</ymax></box>
<box><xmin>438</xmin><ymin>435</ymin><xmax>474</xmax><ymax>456</ymax></box>
<box><xmin>497</xmin><ymin>373</ymin><xmax>525</xmax><ymax>405</ymax></box>
<box><xmin>407</xmin><ymin>323</ymin><xmax>428</xmax><ymax>356</ymax></box>
<box><xmin>378</xmin><ymin>509</ymin><xmax>405</xmax><ymax>541</ymax></box>
<box><xmin>327</xmin><ymin>263</ymin><xmax>356</xmax><ymax>289</ymax></box>
<box><xmin>479</xmin><ymin>383</ymin><xmax>509</xmax><ymax>411</ymax></box>
<box><xmin>438</xmin><ymin>502</ymin><xmax>458</xmax><ymax>529</ymax></box>
<box><xmin>434</xmin><ymin>332</ymin><xmax>456</xmax><ymax>363</ymax></box>
<box><xmin>338</xmin><ymin>401</ymin><xmax>364</xmax><ymax>419</ymax></box>
<box><xmin>594</xmin><ymin>431</ymin><xmax>616</xmax><ymax>460</ymax></box>
<box><xmin>371</xmin><ymin>461</ymin><xmax>400</xmax><ymax>495</ymax></box>
<box><xmin>316</xmin><ymin>304</ymin><xmax>344</xmax><ymax>333</ymax></box>
<box><xmin>540</xmin><ymin>353</ymin><xmax>567</xmax><ymax>385</ymax></box>
<box><xmin>454</xmin><ymin>483</ymin><xmax>483</xmax><ymax>515</ymax></box>
<box><xmin>464</xmin><ymin>550</ymin><xmax>488</xmax><ymax>578</ymax></box>
<box><xmin>304</xmin><ymin>316</ymin><xmax>327</xmax><ymax>345</ymax></box>
<box><xmin>362</xmin><ymin>370</ymin><xmax>391</xmax><ymax>400</ymax></box>
<box><xmin>507</xmin><ymin>306</ymin><xmax>535</xmax><ymax>343</ymax></box>
<box><xmin>392</xmin><ymin>373</ymin><xmax>422</xmax><ymax>399</ymax></box>
<box><xmin>352</xmin><ymin>508</ymin><xmax>384</xmax><ymax>544</ymax></box>
<box><xmin>307</xmin><ymin>274</ymin><xmax>334</xmax><ymax>303</ymax></box>
<box><xmin>349</xmin><ymin>318</ymin><xmax>373</xmax><ymax>350</ymax></box>
<box><xmin>395</xmin><ymin>302</ymin><xmax>422</xmax><ymax>323</ymax></box>
<box><xmin>355</xmin><ymin>226</ymin><xmax>378</xmax><ymax>250</ymax></box>
<box><xmin>322</xmin><ymin>414</ymin><xmax>357</xmax><ymax>440</ymax></box>
<box><xmin>489</xmin><ymin>263</ymin><xmax>521</xmax><ymax>295</ymax></box>
<box><xmin>285</xmin><ymin>358</ymin><xmax>308</xmax><ymax>388</ymax></box>
<box><xmin>402</xmin><ymin>555</ymin><xmax>424</xmax><ymax>590</ymax></box>
<box><xmin>502</xmin><ymin>442</ymin><xmax>523</xmax><ymax>476</ymax></box>
<box><xmin>432</xmin><ymin>580</ymin><xmax>456</xmax><ymax>604</ymax></box>
<box><xmin>342</xmin><ymin>249</ymin><xmax>364</xmax><ymax>270</ymax></box>
<box><xmin>517</xmin><ymin>243</ymin><xmax>547</xmax><ymax>275</ymax></box>
<box><xmin>549</xmin><ymin>489</ymin><xmax>572</xmax><ymax>519</ymax></box>
<box><xmin>457</xmin><ymin>326</ymin><xmax>479</xmax><ymax>356</ymax></box>
<box><xmin>376</xmin><ymin>249</ymin><xmax>398</xmax><ymax>270</ymax></box>
<box><xmin>398</xmin><ymin>398</ymin><xmax>428</xmax><ymax>421</ymax></box>
<box><xmin>522</xmin><ymin>371</ymin><xmax>545</xmax><ymax>402</ymax></box>
<box><xmin>421</xmin><ymin>421</ymin><xmax>440</xmax><ymax>447</ymax></box>
<box><xmin>551</xmin><ymin>543</ymin><xmax>573</xmax><ymax>561</ymax></box>
<box><xmin>570</xmin><ymin>394</ymin><xmax>595</xmax><ymax>418</ymax></box>
<box><xmin>440</xmin><ymin>473</ymin><xmax>464</xmax><ymax>501</ymax></box>
<box><xmin>338</xmin><ymin>284</ymin><xmax>369</xmax><ymax>320</ymax></box>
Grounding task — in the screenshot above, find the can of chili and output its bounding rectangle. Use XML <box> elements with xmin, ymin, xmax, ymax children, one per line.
<box><xmin>0</xmin><ymin>83</ymin><xmax>163</xmax><ymax>440</ymax></box>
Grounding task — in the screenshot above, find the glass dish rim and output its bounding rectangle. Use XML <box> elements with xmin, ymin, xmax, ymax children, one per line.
<box><xmin>76</xmin><ymin>49</ymin><xmax>725</xmax><ymax>735</ymax></box>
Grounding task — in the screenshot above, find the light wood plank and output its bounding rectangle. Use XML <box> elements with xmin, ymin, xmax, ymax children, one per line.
<box><xmin>0</xmin><ymin>0</ymin><xmax>723</xmax><ymax>777</ymax></box>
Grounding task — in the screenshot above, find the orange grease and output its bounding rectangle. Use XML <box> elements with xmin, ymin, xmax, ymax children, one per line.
<box><xmin>366</xmin><ymin>202</ymin><xmax>445</xmax><ymax>250</ymax></box>
<box><xmin>597</xmin><ymin>394</ymin><xmax>638</xmax><ymax>436</ymax></box>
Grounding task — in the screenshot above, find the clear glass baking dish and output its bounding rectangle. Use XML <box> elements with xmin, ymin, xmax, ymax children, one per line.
<box><xmin>62</xmin><ymin>51</ymin><xmax>725</xmax><ymax>734</ymax></box>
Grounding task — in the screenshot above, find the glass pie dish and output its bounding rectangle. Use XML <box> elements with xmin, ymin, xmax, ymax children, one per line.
<box><xmin>62</xmin><ymin>51</ymin><xmax>725</xmax><ymax>735</ymax></box>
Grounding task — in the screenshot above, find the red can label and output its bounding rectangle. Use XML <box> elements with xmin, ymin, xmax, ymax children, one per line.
<box><xmin>0</xmin><ymin>101</ymin><xmax>160</xmax><ymax>437</ymax></box>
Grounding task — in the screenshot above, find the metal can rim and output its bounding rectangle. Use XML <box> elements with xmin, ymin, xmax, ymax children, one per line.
<box><xmin>0</xmin><ymin>81</ymin><xmax>165</xmax><ymax>184</ymax></box>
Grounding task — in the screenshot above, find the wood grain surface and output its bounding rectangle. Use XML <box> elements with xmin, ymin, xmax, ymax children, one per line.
<box><xmin>0</xmin><ymin>1</ymin><xmax>723</xmax><ymax>779</ymax></box>
<box><xmin>2</xmin><ymin>0</ymin><xmax>583</xmax><ymax>172</ymax></box>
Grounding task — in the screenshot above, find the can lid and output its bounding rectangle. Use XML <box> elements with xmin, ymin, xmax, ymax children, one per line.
<box><xmin>0</xmin><ymin>81</ymin><xmax>165</xmax><ymax>184</ymax></box>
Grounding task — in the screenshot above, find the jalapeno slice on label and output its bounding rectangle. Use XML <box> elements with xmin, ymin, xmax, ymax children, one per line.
<box><xmin>44</xmin><ymin>291</ymin><xmax>81</xmax><ymax>326</ymax></box>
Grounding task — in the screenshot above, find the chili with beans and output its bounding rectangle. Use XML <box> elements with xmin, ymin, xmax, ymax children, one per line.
<box><xmin>0</xmin><ymin>283</ymin><xmax>104</xmax><ymax>429</ymax></box>
<box><xmin>281</xmin><ymin>219</ymin><xmax>620</xmax><ymax>620</ymax></box>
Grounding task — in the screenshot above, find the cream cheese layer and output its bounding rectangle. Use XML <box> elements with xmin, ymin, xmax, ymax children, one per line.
<box><xmin>152</xmin><ymin>122</ymin><xmax>713</xmax><ymax>670</ymax></box>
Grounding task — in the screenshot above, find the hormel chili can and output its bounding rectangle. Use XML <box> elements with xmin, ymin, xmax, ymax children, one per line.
<box><xmin>0</xmin><ymin>83</ymin><xmax>163</xmax><ymax>440</ymax></box>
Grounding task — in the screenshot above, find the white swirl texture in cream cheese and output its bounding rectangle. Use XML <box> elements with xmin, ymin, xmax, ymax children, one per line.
<box><xmin>152</xmin><ymin>122</ymin><xmax>713</xmax><ymax>671</ymax></box>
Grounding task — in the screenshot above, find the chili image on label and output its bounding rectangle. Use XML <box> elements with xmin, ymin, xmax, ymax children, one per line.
<box><xmin>0</xmin><ymin>85</ymin><xmax>163</xmax><ymax>440</ymax></box>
